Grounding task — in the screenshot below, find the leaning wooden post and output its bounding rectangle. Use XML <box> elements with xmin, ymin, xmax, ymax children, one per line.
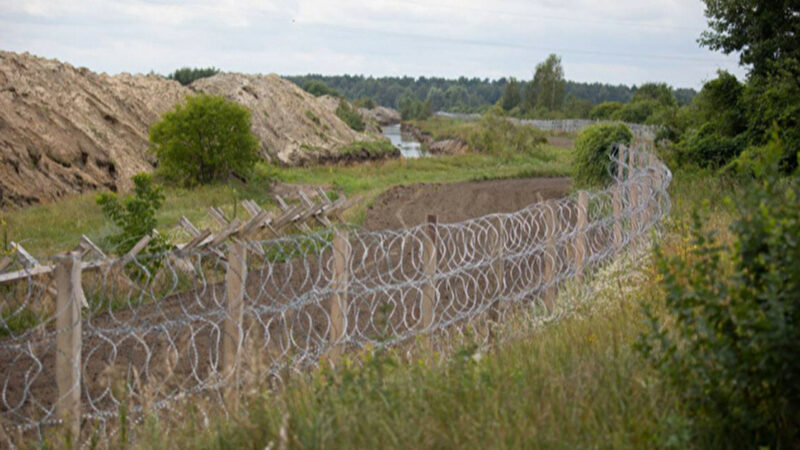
<box><xmin>223</xmin><ymin>238</ymin><xmax>247</xmax><ymax>409</ymax></box>
<box><xmin>542</xmin><ymin>204</ymin><xmax>558</xmax><ymax>311</ymax></box>
<box><xmin>420</xmin><ymin>215</ymin><xmax>438</xmax><ymax>345</ymax></box>
<box><xmin>327</xmin><ymin>229</ymin><xmax>350</xmax><ymax>363</ymax></box>
<box><xmin>487</xmin><ymin>215</ymin><xmax>504</xmax><ymax>339</ymax></box>
<box><xmin>575</xmin><ymin>191</ymin><xmax>589</xmax><ymax>282</ymax></box>
<box><xmin>54</xmin><ymin>251</ymin><xmax>83</xmax><ymax>443</ymax></box>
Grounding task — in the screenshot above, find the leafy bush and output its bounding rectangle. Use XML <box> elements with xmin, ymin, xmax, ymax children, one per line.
<box><xmin>302</xmin><ymin>80</ymin><xmax>341</xmax><ymax>98</ymax></box>
<box><xmin>167</xmin><ymin>67</ymin><xmax>219</xmax><ymax>86</ymax></box>
<box><xmin>639</xmin><ymin>167</ymin><xmax>800</xmax><ymax>447</ymax></box>
<box><xmin>354</xmin><ymin>97</ymin><xmax>376</xmax><ymax>109</ymax></box>
<box><xmin>611</xmin><ymin>99</ymin><xmax>661</xmax><ymax>124</ymax></box>
<box><xmin>96</xmin><ymin>173</ymin><xmax>169</xmax><ymax>256</ymax></box>
<box><xmin>150</xmin><ymin>94</ymin><xmax>259</xmax><ymax>185</ymax></box>
<box><xmin>588</xmin><ymin>101</ymin><xmax>624</xmax><ymax>120</ymax></box>
<box><xmin>573</xmin><ymin>123</ymin><xmax>633</xmax><ymax>188</ymax></box>
<box><xmin>465</xmin><ymin>108</ymin><xmax>547</xmax><ymax>157</ymax></box>
<box><xmin>676</xmin><ymin>122</ymin><xmax>747</xmax><ymax>169</ymax></box>
<box><xmin>335</xmin><ymin>100</ymin><xmax>366</xmax><ymax>132</ymax></box>
<box><xmin>398</xmin><ymin>96</ymin><xmax>433</xmax><ymax>120</ymax></box>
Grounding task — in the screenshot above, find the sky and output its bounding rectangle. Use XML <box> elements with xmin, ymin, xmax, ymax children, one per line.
<box><xmin>0</xmin><ymin>0</ymin><xmax>746</xmax><ymax>89</ymax></box>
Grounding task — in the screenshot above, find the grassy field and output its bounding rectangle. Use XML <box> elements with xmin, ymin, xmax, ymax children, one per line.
<box><xmin>2</xmin><ymin>144</ymin><xmax>571</xmax><ymax>257</ymax></box>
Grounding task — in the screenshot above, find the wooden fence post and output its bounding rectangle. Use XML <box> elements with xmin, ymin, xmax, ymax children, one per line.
<box><xmin>327</xmin><ymin>229</ymin><xmax>350</xmax><ymax>363</ymax></box>
<box><xmin>575</xmin><ymin>191</ymin><xmax>589</xmax><ymax>282</ymax></box>
<box><xmin>54</xmin><ymin>251</ymin><xmax>83</xmax><ymax>443</ymax></box>
<box><xmin>542</xmin><ymin>204</ymin><xmax>558</xmax><ymax>311</ymax></box>
<box><xmin>223</xmin><ymin>238</ymin><xmax>247</xmax><ymax>409</ymax></box>
<box><xmin>613</xmin><ymin>148</ymin><xmax>624</xmax><ymax>248</ymax></box>
<box><xmin>420</xmin><ymin>215</ymin><xmax>438</xmax><ymax>344</ymax></box>
<box><xmin>487</xmin><ymin>215</ymin><xmax>504</xmax><ymax>339</ymax></box>
<box><xmin>628</xmin><ymin>148</ymin><xmax>639</xmax><ymax>233</ymax></box>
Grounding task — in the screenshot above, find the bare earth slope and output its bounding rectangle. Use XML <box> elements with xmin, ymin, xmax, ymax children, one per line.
<box><xmin>190</xmin><ymin>74</ymin><xmax>383</xmax><ymax>165</ymax></box>
<box><xmin>0</xmin><ymin>51</ymin><xmax>187</xmax><ymax>208</ymax></box>
<box><xmin>0</xmin><ymin>52</ymin><xmax>388</xmax><ymax>208</ymax></box>
<box><xmin>364</xmin><ymin>177</ymin><xmax>571</xmax><ymax>230</ymax></box>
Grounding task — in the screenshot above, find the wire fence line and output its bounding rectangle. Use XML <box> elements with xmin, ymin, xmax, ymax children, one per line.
<box><xmin>0</xmin><ymin>145</ymin><xmax>671</xmax><ymax>446</ymax></box>
<box><xmin>435</xmin><ymin>112</ymin><xmax>660</xmax><ymax>139</ymax></box>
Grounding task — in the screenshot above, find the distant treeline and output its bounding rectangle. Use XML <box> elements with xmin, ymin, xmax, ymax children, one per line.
<box><xmin>284</xmin><ymin>73</ymin><xmax>696</xmax><ymax>114</ymax></box>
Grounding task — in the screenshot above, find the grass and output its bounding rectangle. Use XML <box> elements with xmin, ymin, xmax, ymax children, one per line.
<box><xmin>133</xmin><ymin>247</ymin><xmax>681</xmax><ymax>449</ymax></box>
<box><xmin>2</xmin><ymin>145</ymin><xmax>571</xmax><ymax>258</ymax></box>
<box><xmin>129</xmin><ymin>163</ymin><xmax>738</xmax><ymax>450</ymax></box>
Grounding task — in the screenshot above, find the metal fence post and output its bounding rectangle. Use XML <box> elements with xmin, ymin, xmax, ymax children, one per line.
<box><xmin>223</xmin><ymin>239</ymin><xmax>247</xmax><ymax>409</ymax></box>
<box><xmin>327</xmin><ymin>229</ymin><xmax>350</xmax><ymax>363</ymax></box>
<box><xmin>54</xmin><ymin>251</ymin><xmax>83</xmax><ymax>443</ymax></box>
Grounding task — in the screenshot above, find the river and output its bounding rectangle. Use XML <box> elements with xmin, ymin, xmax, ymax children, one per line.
<box><xmin>381</xmin><ymin>123</ymin><xmax>424</xmax><ymax>158</ymax></box>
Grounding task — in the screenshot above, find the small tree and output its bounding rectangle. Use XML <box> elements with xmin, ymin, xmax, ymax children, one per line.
<box><xmin>150</xmin><ymin>94</ymin><xmax>259</xmax><ymax>185</ymax></box>
<box><xmin>96</xmin><ymin>173</ymin><xmax>168</xmax><ymax>255</ymax></box>
<box><xmin>335</xmin><ymin>100</ymin><xmax>366</xmax><ymax>132</ymax></box>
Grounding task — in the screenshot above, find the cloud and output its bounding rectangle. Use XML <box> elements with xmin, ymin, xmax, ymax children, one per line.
<box><xmin>0</xmin><ymin>0</ymin><xmax>745</xmax><ymax>88</ymax></box>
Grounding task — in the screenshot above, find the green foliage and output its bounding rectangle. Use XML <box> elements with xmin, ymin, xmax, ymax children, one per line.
<box><xmin>354</xmin><ymin>97</ymin><xmax>376</xmax><ymax>109</ymax></box>
<box><xmin>699</xmin><ymin>0</ymin><xmax>800</xmax><ymax>76</ymax></box>
<box><xmin>96</xmin><ymin>173</ymin><xmax>169</xmax><ymax>257</ymax></box>
<box><xmin>285</xmin><ymin>74</ymin><xmax>692</xmax><ymax>115</ymax></box>
<box><xmin>337</xmin><ymin>140</ymin><xmax>396</xmax><ymax>158</ymax></box>
<box><xmin>524</xmin><ymin>53</ymin><xmax>566</xmax><ymax>112</ymax></box>
<box><xmin>639</xmin><ymin>167</ymin><xmax>800</xmax><ymax>447</ymax></box>
<box><xmin>398</xmin><ymin>96</ymin><xmax>433</xmax><ymax>120</ymax></box>
<box><xmin>335</xmin><ymin>100</ymin><xmax>366</xmax><ymax>132</ymax></box>
<box><xmin>150</xmin><ymin>94</ymin><xmax>259</xmax><ymax>185</ymax></box>
<box><xmin>573</xmin><ymin>123</ymin><xmax>633</xmax><ymax>188</ymax></box>
<box><xmin>562</xmin><ymin>95</ymin><xmax>593</xmax><ymax>118</ymax></box>
<box><xmin>676</xmin><ymin>122</ymin><xmax>747</xmax><ymax>168</ymax></box>
<box><xmin>632</xmin><ymin>83</ymin><xmax>677</xmax><ymax>108</ymax></box>
<box><xmin>166</xmin><ymin>67</ymin><xmax>219</xmax><ymax>86</ymax></box>
<box><xmin>742</xmin><ymin>58</ymin><xmax>800</xmax><ymax>172</ymax></box>
<box><xmin>589</xmin><ymin>101</ymin><xmax>624</xmax><ymax>120</ymax></box>
<box><xmin>302</xmin><ymin>80</ymin><xmax>342</xmax><ymax>98</ymax></box>
<box><xmin>500</xmin><ymin>77</ymin><xmax>521</xmax><ymax>111</ymax></box>
<box><xmin>464</xmin><ymin>108</ymin><xmax>548</xmax><ymax>157</ymax></box>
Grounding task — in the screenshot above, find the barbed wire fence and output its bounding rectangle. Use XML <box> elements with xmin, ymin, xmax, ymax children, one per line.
<box><xmin>0</xmin><ymin>145</ymin><xmax>671</xmax><ymax>447</ymax></box>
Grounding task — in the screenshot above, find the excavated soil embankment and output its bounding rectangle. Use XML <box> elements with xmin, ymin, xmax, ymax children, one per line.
<box><xmin>365</xmin><ymin>177</ymin><xmax>571</xmax><ymax>230</ymax></box>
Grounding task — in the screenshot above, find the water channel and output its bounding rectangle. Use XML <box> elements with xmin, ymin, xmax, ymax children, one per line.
<box><xmin>381</xmin><ymin>123</ymin><xmax>424</xmax><ymax>158</ymax></box>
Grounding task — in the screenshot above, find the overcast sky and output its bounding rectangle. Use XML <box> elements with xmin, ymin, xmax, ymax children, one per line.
<box><xmin>0</xmin><ymin>0</ymin><xmax>745</xmax><ymax>89</ymax></box>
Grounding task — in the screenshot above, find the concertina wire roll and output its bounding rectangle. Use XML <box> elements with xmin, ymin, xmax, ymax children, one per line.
<box><xmin>0</xmin><ymin>144</ymin><xmax>671</xmax><ymax>445</ymax></box>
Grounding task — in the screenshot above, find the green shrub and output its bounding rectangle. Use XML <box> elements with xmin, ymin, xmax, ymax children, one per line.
<box><xmin>166</xmin><ymin>67</ymin><xmax>219</xmax><ymax>86</ymax></box>
<box><xmin>676</xmin><ymin>122</ymin><xmax>747</xmax><ymax>169</ymax></box>
<box><xmin>335</xmin><ymin>100</ymin><xmax>366</xmax><ymax>132</ymax></box>
<box><xmin>96</xmin><ymin>173</ymin><xmax>169</xmax><ymax>257</ymax></box>
<box><xmin>302</xmin><ymin>80</ymin><xmax>341</xmax><ymax>98</ymax></box>
<box><xmin>465</xmin><ymin>108</ymin><xmax>547</xmax><ymax>157</ymax></box>
<box><xmin>611</xmin><ymin>99</ymin><xmax>661</xmax><ymax>124</ymax></box>
<box><xmin>150</xmin><ymin>94</ymin><xmax>259</xmax><ymax>185</ymax></box>
<box><xmin>638</xmin><ymin>167</ymin><xmax>800</xmax><ymax>447</ymax></box>
<box><xmin>573</xmin><ymin>123</ymin><xmax>633</xmax><ymax>188</ymax></box>
<box><xmin>354</xmin><ymin>97</ymin><xmax>377</xmax><ymax>109</ymax></box>
<box><xmin>588</xmin><ymin>101</ymin><xmax>624</xmax><ymax>120</ymax></box>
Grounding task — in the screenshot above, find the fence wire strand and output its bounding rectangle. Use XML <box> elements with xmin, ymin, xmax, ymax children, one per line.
<box><xmin>0</xmin><ymin>145</ymin><xmax>671</xmax><ymax>446</ymax></box>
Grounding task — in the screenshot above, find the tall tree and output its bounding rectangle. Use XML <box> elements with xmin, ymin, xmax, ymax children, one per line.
<box><xmin>531</xmin><ymin>54</ymin><xmax>566</xmax><ymax>111</ymax></box>
<box><xmin>699</xmin><ymin>0</ymin><xmax>800</xmax><ymax>75</ymax></box>
<box><xmin>500</xmin><ymin>78</ymin><xmax>521</xmax><ymax>111</ymax></box>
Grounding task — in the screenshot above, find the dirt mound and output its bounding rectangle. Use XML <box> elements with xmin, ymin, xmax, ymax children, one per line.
<box><xmin>360</xmin><ymin>105</ymin><xmax>400</xmax><ymax>126</ymax></box>
<box><xmin>0</xmin><ymin>51</ymin><xmax>187</xmax><ymax>208</ymax></box>
<box><xmin>0</xmin><ymin>51</ymin><xmax>391</xmax><ymax>209</ymax></box>
<box><xmin>364</xmin><ymin>177</ymin><xmax>571</xmax><ymax>230</ymax></box>
<box><xmin>192</xmin><ymin>75</ymin><xmax>386</xmax><ymax>165</ymax></box>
